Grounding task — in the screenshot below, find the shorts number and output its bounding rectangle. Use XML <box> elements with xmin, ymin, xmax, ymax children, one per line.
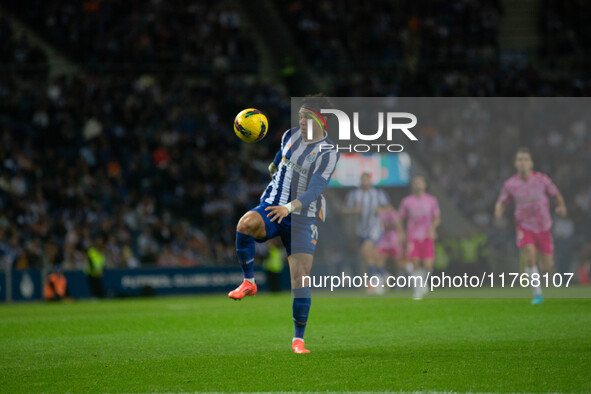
<box><xmin>310</xmin><ymin>224</ymin><xmax>318</xmax><ymax>241</ymax></box>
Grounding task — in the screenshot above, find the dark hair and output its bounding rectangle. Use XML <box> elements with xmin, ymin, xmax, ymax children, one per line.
<box><xmin>301</xmin><ymin>93</ymin><xmax>333</xmax><ymax>113</ymax></box>
<box><xmin>516</xmin><ymin>147</ymin><xmax>532</xmax><ymax>158</ymax></box>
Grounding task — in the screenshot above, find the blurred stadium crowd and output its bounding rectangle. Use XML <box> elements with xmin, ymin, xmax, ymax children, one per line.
<box><xmin>282</xmin><ymin>0</ymin><xmax>591</xmax><ymax>96</ymax></box>
<box><xmin>0</xmin><ymin>74</ymin><xmax>288</xmax><ymax>269</ymax></box>
<box><xmin>0</xmin><ymin>0</ymin><xmax>590</xmax><ymax>272</ymax></box>
<box><xmin>0</xmin><ymin>15</ymin><xmax>48</xmax><ymax>78</ymax></box>
<box><xmin>4</xmin><ymin>0</ymin><xmax>259</xmax><ymax>74</ymax></box>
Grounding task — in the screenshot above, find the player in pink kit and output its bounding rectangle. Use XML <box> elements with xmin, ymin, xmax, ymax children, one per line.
<box><xmin>377</xmin><ymin>208</ymin><xmax>405</xmax><ymax>281</ymax></box>
<box><xmin>495</xmin><ymin>148</ymin><xmax>567</xmax><ymax>304</ymax></box>
<box><xmin>399</xmin><ymin>176</ymin><xmax>441</xmax><ymax>299</ymax></box>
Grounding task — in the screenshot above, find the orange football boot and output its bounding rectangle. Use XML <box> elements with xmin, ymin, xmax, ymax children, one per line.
<box><xmin>292</xmin><ymin>339</ymin><xmax>310</xmax><ymax>354</ymax></box>
<box><xmin>228</xmin><ymin>280</ymin><xmax>257</xmax><ymax>300</ymax></box>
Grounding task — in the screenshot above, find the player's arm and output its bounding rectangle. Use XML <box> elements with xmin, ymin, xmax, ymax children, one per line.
<box><xmin>495</xmin><ymin>181</ymin><xmax>511</xmax><ymax>220</ymax></box>
<box><xmin>398</xmin><ymin>200</ymin><xmax>407</xmax><ymax>227</ymax></box>
<box><xmin>342</xmin><ymin>192</ymin><xmax>361</xmax><ymax>214</ymax></box>
<box><xmin>266</xmin><ymin>174</ymin><xmax>327</xmax><ymax>223</ymax></box>
<box><xmin>268</xmin><ymin>149</ymin><xmax>282</xmax><ymax>177</ymax></box>
<box><xmin>494</xmin><ymin>200</ymin><xmax>505</xmax><ymax>220</ymax></box>
<box><xmin>543</xmin><ymin>174</ymin><xmax>567</xmax><ymax>217</ymax></box>
<box><xmin>427</xmin><ymin>198</ymin><xmax>441</xmax><ymax>239</ymax></box>
<box><xmin>375</xmin><ymin>190</ymin><xmax>392</xmax><ymax>214</ymax></box>
<box><xmin>376</xmin><ymin>205</ymin><xmax>393</xmax><ymax>214</ymax></box>
<box><xmin>269</xmin><ymin>130</ymin><xmax>291</xmax><ymax>177</ymax></box>
<box><xmin>554</xmin><ymin>193</ymin><xmax>567</xmax><ymax>217</ymax></box>
<box><xmin>266</xmin><ymin>151</ymin><xmax>337</xmax><ymax>223</ymax></box>
<box><xmin>396</xmin><ymin>216</ymin><xmax>405</xmax><ymax>245</ymax></box>
<box><xmin>428</xmin><ymin>215</ymin><xmax>441</xmax><ymax>239</ymax></box>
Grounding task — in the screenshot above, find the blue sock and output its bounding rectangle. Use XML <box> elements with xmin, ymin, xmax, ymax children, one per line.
<box><xmin>368</xmin><ymin>265</ymin><xmax>377</xmax><ymax>277</ymax></box>
<box><xmin>292</xmin><ymin>287</ymin><xmax>311</xmax><ymax>339</ymax></box>
<box><xmin>379</xmin><ymin>267</ymin><xmax>387</xmax><ymax>277</ymax></box>
<box><xmin>236</xmin><ymin>232</ymin><xmax>255</xmax><ymax>279</ymax></box>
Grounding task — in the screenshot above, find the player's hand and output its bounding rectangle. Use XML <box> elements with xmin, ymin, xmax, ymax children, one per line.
<box><xmin>555</xmin><ymin>205</ymin><xmax>567</xmax><ymax>217</ymax></box>
<box><xmin>427</xmin><ymin>227</ymin><xmax>437</xmax><ymax>240</ymax></box>
<box><xmin>268</xmin><ymin>163</ymin><xmax>278</xmax><ymax>179</ymax></box>
<box><xmin>494</xmin><ymin>205</ymin><xmax>503</xmax><ymax>220</ymax></box>
<box><xmin>265</xmin><ymin>205</ymin><xmax>290</xmax><ymax>223</ymax></box>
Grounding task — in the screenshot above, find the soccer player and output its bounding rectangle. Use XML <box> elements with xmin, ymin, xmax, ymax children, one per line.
<box><xmin>399</xmin><ymin>175</ymin><xmax>441</xmax><ymax>300</ymax></box>
<box><xmin>343</xmin><ymin>173</ymin><xmax>392</xmax><ymax>293</ymax></box>
<box><xmin>228</xmin><ymin>95</ymin><xmax>339</xmax><ymax>354</ymax></box>
<box><xmin>494</xmin><ymin>147</ymin><xmax>567</xmax><ymax>304</ymax></box>
<box><xmin>376</xmin><ymin>207</ymin><xmax>405</xmax><ymax>283</ymax></box>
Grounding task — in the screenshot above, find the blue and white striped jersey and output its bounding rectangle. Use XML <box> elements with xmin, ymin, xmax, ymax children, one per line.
<box><xmin>261</xmin><ymin>127</ymin><xmax>338</xmax><ymax>220</ymax></box>
<box><xmin>346</xmin><ymin>187</ymin><xmax>390</xmax><ymax>239</ymax></box>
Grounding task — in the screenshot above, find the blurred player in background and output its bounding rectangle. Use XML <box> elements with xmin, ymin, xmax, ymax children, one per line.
<box><xmin>399</xmin><ymin>175</ymin><xmax>441</xmax><ymax>300</ymax></box>
<box><xmin>377</xmin><ymin>207</ymin><xmax>406</xmax><ymax>286</ymax></box>
<box><xmin>343</xmin><ymin>173</ymin><xmax>392</xmax><ymax>293</ymax></box>
<box><xmin>228</xmin><ymin>95</ymin><xmax>339</xmax><ymax>354</ymax></box>
<box><xmin>495</xmin><ymin>148</ymin><xmax>567</xmax><ymax>304</ymax></box>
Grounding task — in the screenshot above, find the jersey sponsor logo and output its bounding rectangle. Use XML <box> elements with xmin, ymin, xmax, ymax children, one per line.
<box><xmin>284</xmin><ymin>158</ymin><xmax>308</xmax><ymax>175</ymax></box>
<box><xmin>515</xmin><ymin>193</ymin><xmax>541</xmax><ymax>204</ymax></box>
<box><xmin>408</xmin><ymin>206</ymin><xmax>431</xmax><ymax>216</ymax></box>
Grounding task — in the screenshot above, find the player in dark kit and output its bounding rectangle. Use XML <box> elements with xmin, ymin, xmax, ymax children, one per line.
<box><xmin>228</xmin><ymin>95</ymin><xmax>339</xmax><ymax>353</ymax></box>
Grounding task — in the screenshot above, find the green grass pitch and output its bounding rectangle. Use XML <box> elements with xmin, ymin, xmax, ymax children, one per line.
<box><xmin>1</xmin><ymin>288</ymin><xmax>590</xmax><ymax>393</ymax></box>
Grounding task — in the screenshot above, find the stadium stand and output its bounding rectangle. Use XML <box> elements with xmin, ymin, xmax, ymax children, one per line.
<box><xmin>279</xmin><ymin>0</ymin><xmax>504</xmax><ymax>95</ymax></box>
<box><xmin>0</xmin><ymin>74</ymin><xmax>288</xmax><ymax>269</ymax></box>
<box><xmin>0</xmin><ymin>15</ymin><xmax>48</xmax><ymax>78</ymax></box>
<box><xmin>3</xmin><ymin>0</ymin><xmax>260</xmax><ymax>74</ymax></box>
<box><xmin>540</xmin><ymin>0</ymin><xmax>591</xmax><ymax>75</ymax></box>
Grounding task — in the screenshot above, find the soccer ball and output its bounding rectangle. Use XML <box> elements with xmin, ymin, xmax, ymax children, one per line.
<box><xmin>233</xmin><ymin>108</ymin><xmax>268</xmax><ymax>143</ymax></box>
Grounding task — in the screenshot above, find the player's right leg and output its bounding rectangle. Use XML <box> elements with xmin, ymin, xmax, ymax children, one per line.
<box><xmin>393</xmin><ymin>255</ymin><xmax>409</xmax><ymax>291</ymax></box>
<box><xmin>228</xmin><ymin>210</ymin><xmax>267</xmax><ymax>300</ymax></box>
<box><xmin>536</xmin><ymin>230</ymin><xmax>554</xmax><ymax>273</ymax></box>
<box><xmin>361</xmin><ymin>239</ymin><xmax>377</xmax><ymax>272</ymax></box>
<box><xmin>284</xmin><ymin>215</ymin><xmax>318</xmax><ymax>354</ymax></box>
<box><xmin>375</xmin><ymin>251</ymin><xmax>388</xmax><ymax>294</ymax></box>
<box><xmin>288</xmin><ymin>253</ymin><xmax>313</xmax><ymax>353</ymax></box>
<box><xmin>420</xmin><ymin>239</ymin><xmax>435</xmax><ymax>297</ymax></box>
<box><xmin>376</xmin><ymin>250</ymin><xmax>388</xmax><ymax>271</ymax></box>
<box><xmin>407</xmin><ymin>239</ymin><xmax>425</xmax><ymax>299</ymax></box>
<box><xmin>531</xmin><ymin>231</ymin><xmax>554</xmax><ymax>304</ymax></box>
<box><xmin>376</xmin><ymin>235</ymin><xmax>396</xmax><ymax>285</ymax></box>
<box><xmin>361</xmin><ymin>239</ymin><xmax>378</xmax><ymax>292</ymax></box>
<box><xmin>521</xmin><ymin>243</ymin><xmax>543</xmax><ymax>303</ymax></box>
<box><xmin>538</xmin><ymin>253</ymin><xmax>554</xmax><ymax>273</ymax></box>
<box><xmin>517</xmin><ymin>226</ymin><xmax>543</xmax><ymax>303</ymax></box>
<box><xmin>410</xmin><ymin>260</ymin><xmax>423</xmax><ymax>300</ymax></box>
